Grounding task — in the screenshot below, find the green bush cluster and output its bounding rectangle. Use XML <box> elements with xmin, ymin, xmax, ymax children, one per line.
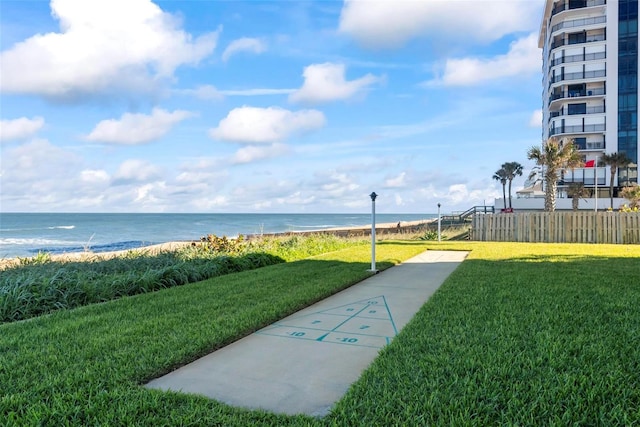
<box><xmin>418</xmin><ymin>230</ymin><xmax>439</xmax><ymax>241</ymax></box>
<box><xmin>253</xmin><ymin>234</ymin><xmax>367</xmax><ymax>261</ymax></box>
<box><xmin>185</xmin><ymin>233</ymin><xmax>365</xmax><ymax>262</ymax></box>
<box><xmin>0</xmin><ymin>251</ymin><xmax>284</xmax><ymax>323</ymax></box>
<box><xmin>197</xmin><ymin>234</ymin><xmax>248</xmax><ymax>254</ymax></box>
<box><xmin>0</xmin><ymin>233</ymin><xmax>364</xmax><ymax>323</ymax></box>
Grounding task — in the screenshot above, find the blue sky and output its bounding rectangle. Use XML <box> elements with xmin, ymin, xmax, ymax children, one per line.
<box><xmin>0</xmin><ymin>0</ymin><xmax>544</xmax><ymax>214</ymax></box>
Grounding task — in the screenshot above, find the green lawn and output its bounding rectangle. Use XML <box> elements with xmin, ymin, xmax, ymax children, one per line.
<box><xmin>2</xmin><ymin>241</ymin><xmax>639</xmax><ymax>426</ymax></box>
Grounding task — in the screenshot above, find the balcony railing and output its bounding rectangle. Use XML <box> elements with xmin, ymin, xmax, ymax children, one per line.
<box><xmin>550</xmin><ymin>33</ymin><xmax>606</xmax><ymax>50</ymax></box>
<box><xmin>549</xmin><ymin>69</ymin><xmax>606</xmax><ymax>86</ymax></box>
<box><xmin>573</xmin><ymin>139</ymin><xmax>606</xmax><ymax>150</ymax></box>
<box><xmin>549</xmin><ymin>105</ymin><xmax>605</xmax><ymax>119</ymax></box>
<box><xmin>562</xmin><ymin>168</ymin><xmax>606</xmax><ymax>186</ymax></box>
<box><xmin>550</xmin><ymin>51</ymin><xmax>606</xmax><ymax>67</ymax></box>
<box><xmin>549</xmin><ymin>123</ymin><xmax>606</xmax><ymax>136</ymax></box>
<box><xmin>551</xmin><ymin>15</ymin><xmax>606</xmax><ymax>33</ymax></box>
<box><xmin>551</xmin><ymin>0</ymin><xmax>607</xmax><ymax>17</ymax></box>
<box><xmin>549</xmin><ymin>87</ymin><xmax>606</xmax><ymax>103</ymax></box>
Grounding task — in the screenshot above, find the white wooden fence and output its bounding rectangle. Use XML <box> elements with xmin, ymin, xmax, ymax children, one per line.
<box><xmin>471</xmin><ymin>212</ymin><xmax>640</xmax><ymax>244</ymax></box>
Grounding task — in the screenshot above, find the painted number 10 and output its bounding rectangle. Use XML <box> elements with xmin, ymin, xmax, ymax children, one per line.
<box><xmin>338</xmin><ymin>337</ymin><xmax>358</xmax><ymax>343</ymax></box>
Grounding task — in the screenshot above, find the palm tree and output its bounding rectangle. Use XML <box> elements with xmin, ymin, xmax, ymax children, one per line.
<box><xmin>527</xmin><ymin>137</ymin><xmax>583</xmax><ymax>212</ymax></box>
<box><xmin>502</xmin><ymin>162</ymin><xmax>523</xmax><ymax>209</ymax></box>
<box><xmin>493</xmin><ymin>168</ymin><xmax>508</xmax><ymax>210</ymax></box>
<box><xmin>620</xmin><ymin>184</ymin><xmax>640</xmax><ymax>209</ymax></box>
<box><xmin>599</xmin><ymin>152</ymin><xmax>632</xmax><ymax>209</ymax></box>
<box><xmin>566</xmin><ymin>183</ymin><xmax>589</xmax><ymax>211</ymax></box>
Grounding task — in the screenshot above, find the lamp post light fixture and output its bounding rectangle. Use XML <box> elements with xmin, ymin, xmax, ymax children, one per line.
<box><xmin>369</xmin><ymin>192</ymin><xmax>378</xmax><ymax>273</ymax></box>
<box><xmin>437</xmin><ymin>203</ymin><xmax>441</xmax><ymax>242</ymax></box>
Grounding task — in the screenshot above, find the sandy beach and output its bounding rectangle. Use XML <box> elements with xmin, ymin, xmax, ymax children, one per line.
<box><xmin>0</xmin><ymin>219</ymin><xmax>435</xmax><ymax>269</ymax></box>
<box><xmin>284</xmin><ymin>218</ymin><xmax>436</xmax><ymax>237</ymax></box>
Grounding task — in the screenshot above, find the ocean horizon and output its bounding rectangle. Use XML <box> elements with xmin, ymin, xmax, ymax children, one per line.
<box><xmin>0</xmin><ymin>212</ymin><xmax>436</xmax><ymax>259</ymax></box>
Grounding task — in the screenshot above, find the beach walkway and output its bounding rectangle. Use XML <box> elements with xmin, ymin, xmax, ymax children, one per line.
<box><xmin>146</xmin><ymin>250</ymin><xmax>468</xmax><ymax>417</ymax></box>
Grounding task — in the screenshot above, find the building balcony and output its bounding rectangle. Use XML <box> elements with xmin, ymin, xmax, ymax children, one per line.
<box><xmin>549</xmin><ymin>105</ymin><xmax>605</xmax><ymax>119</ymax></box>
<box><xmin>561</xmin><ymin>167</ymin><xmax>606</xmax><ymax>186</ymax></box>
<box><xmin>551</xmin><ymin>15</ymin><xmax>606</xmax><ymax>33</ymax></box>
<box><xmin>550</xmin><ymin>33</ymin><xmax>605</xmax><ymax>50</ymax></box>
<box><xmin>573</xmin><ymin>138</ymin><xmax>606</xmax><ymax>150</ymax></box>
<box><xmin>549</xmin><ymin>69</ymin><xmax>606</xmax><ymax>87</ymax></box>
<box><xmin>549</xmin><ymin>123</ymin><xmax>606</xmax><ymax>136</ymax></box>
<box><xmin>550</xmin><ymin>51</ymin><xmax>606</xmax><ymax>67</ymax></box>
<box><xmin>551</xmin><ymin>0</ymin><xmax>607</xmax><ymax>17</ymax></box>
<box><xmin>549</xmin><ymin>87</ymin><xmax>605</xmax><ymax>104</ymax></box>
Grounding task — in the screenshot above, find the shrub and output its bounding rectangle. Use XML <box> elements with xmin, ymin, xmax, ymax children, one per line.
<box><xmin>620</xmin><ymin>184</ymin><xmax>640</xmax><ymax>209</ymax></box>
<box><xmin>418</xmin><ymin>230</ymin><xmax>439</xmax><ymax>241</ymax></box>
<box><xmin>196</xmin><ymin>234</ymin><xmax>248</xmax><ymax>254</ymax></box>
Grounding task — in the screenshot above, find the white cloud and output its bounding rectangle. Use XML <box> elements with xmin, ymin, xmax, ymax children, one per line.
<box><xmin>222</xmin><ymin>37</ymin><xmax>266</xmax><ymax>62</ymax></box>
<box><xmin>274</xmin><ymin>191</ymin><xmax>316</xmax><ymax>207</ymax></box>
<box><xmin>338</xmin><ymin>0</ymin><xmax>540</xmax><ymax>49</ymax></box>
<box><xmin>80</xmin><ymin>169</ymin><xmax>110</xmax><ymax>183</ymax></box>
<box><xmin>445</xmin><ymin>183</ymin><xmax>495</xmax><ymax>206</ymax></box>
<box><xmin>529</xmin><ymin>109</ymin><xmax>543</xmax><ymax>128</ymax></box>
<box><xmin>0</xmin><ymin>117</ymin><xmax>45</xmax><ymax>142</ymax></box>
<box><xmin>112</xmin><ymin>159</ymin><xmax>162</xmax><ymax>184</ymax></box>
<box><xmin>232</xmin><ymin>143</ymin><xmax>290</xmax><ymax>164</ymax></box>
<box><xmin>318</xmin><ymin>171</ymin><xmax>360</xmax><ymax>198</ymax></box>
<box><xmin>85</xmin><ymin>108</ymin><xmax>194</xmax><ymax>145</ymax></box>
<box><xmin>176</xmin><ymin>85</ymin><xmax>295</xmax><ymax>99</ymax></box>
<box><xmin>222</xmin><ymin>88</ymin><xmax>295</xmax><ymax>96</ymax></box>
<box><xmin>289</xmin><ymin>63</ymin><xmax>382</xmax><ymax>104</ymax></box>
<box><xmin>177</xmin><ymin>85</ymin><xmax>225</xmax><ymax>100</ymax></box>
<box><xmin>191</xmin><ymin>195</ymin><xmax>230</xmax><ymax>211</ymax></box>
<box><xmin>384</xmin><ymin>172</ymin><xmax>407</xmax><ymax>188</ymax></box>
<box><xmin>427</xmin><ymin>33</ymin><xmax>540</xmax><ymax>87</ymax></box>
<box><xmin>1</xmin><ymin>138</ymin><xmax>80</xmax><ymax>181</ymax></box>
<box><xmin>133</xmin><ymin>182</ymin><xmax>167</xmax><ymax>204</ymax></box>
<box><xmin>209</xmin><ymin>106</ymin><xmax>326</xmax><ymax>143</ymax></box>
<box><xmin>0</xmin><ymin>139</ymin><xmax>84</xmax><ymax>210</ymax></box>
<box><xmin>176</xmin><ymin>169</ymin><xmax>228</xmax><ymax>185</ymax></box>
<box><xmin>0</xmin><ymin>0</ymin><xmax>219</xmax><ymax>99</ymax></box>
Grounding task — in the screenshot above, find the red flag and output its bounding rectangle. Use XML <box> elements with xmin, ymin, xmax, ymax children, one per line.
<box><xmin>584</xmin><ymin>160</ymin><xmax>595</xmax><ymax>168</ymax></box>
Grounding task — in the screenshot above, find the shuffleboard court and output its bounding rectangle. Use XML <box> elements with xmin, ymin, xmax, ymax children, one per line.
<box><xmin>256</xmin><ymin>295</ymin><xmax>398</xmax><ymax>349</ymax></box>
<box><xmin>146</xmin><ymin>250</ymin><xmax>468</xmax><ymax>416</ymax></box>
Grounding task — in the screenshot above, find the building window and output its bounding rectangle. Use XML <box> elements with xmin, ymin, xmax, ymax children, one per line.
<box><xmin>618</xmin><ymin>0</ymin><xmax>638</xmax><ymax>171</ymax></box>
<box><xmin>569</xmin><ymin>32</ymin><xmax>587</xmax><ymax>44</ymax></box>
<box><xmin>568</xmin><ymin>103</ymin><xmax>587</xmax><ymax>114</ymax></box>
<box><xmin>569</xmin><ymin>0</ymin><xmax>587</xmax><ymax>9</ymax></box>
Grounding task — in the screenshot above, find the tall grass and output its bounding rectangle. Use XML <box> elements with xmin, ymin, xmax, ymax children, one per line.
<box><xmin>1</xmin><ymin>234</ymin><xmax>365</xmax><ymax>323</ymax></box>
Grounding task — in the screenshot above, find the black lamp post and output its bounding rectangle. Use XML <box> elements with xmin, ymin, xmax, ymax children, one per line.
<box><xmin>437</xmin><ymin>203</ymin><xmax>441</xmax><ymax>242</ymax></box>
<box><xmin>369</xmin><ymin>192</ymin><xmax>378</xmax><ymax>272</ymax></box>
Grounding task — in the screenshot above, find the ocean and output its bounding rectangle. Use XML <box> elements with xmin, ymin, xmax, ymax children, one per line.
<box><xmin>0</xmin><ymin>212</ymin><xmax>436</xmax><ymax>259</ymax></box>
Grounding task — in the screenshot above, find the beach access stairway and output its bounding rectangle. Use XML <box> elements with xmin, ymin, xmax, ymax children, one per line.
<box><xmin>439</xmin><ymin>205</ymin><xmax>495</xmax><ymax>226</ymax></box>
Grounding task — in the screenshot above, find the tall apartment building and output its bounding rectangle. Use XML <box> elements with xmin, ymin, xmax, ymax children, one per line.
<box><xmin>539</xmin><ymin>0</ymin><xmax>638</xmax><ymax>194</ymax></box>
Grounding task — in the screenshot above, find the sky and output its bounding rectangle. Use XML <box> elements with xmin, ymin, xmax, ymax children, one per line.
<box><xmin>0</xmin><ymin>0</ymin><xmax>545</xmax><ymax>214</ymax></box>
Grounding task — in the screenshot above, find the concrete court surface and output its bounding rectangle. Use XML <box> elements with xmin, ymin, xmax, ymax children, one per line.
<box><xmin>146</xmin><ymin>250</ymin><xmax>469</xmax><ymax>417</ymax></box>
